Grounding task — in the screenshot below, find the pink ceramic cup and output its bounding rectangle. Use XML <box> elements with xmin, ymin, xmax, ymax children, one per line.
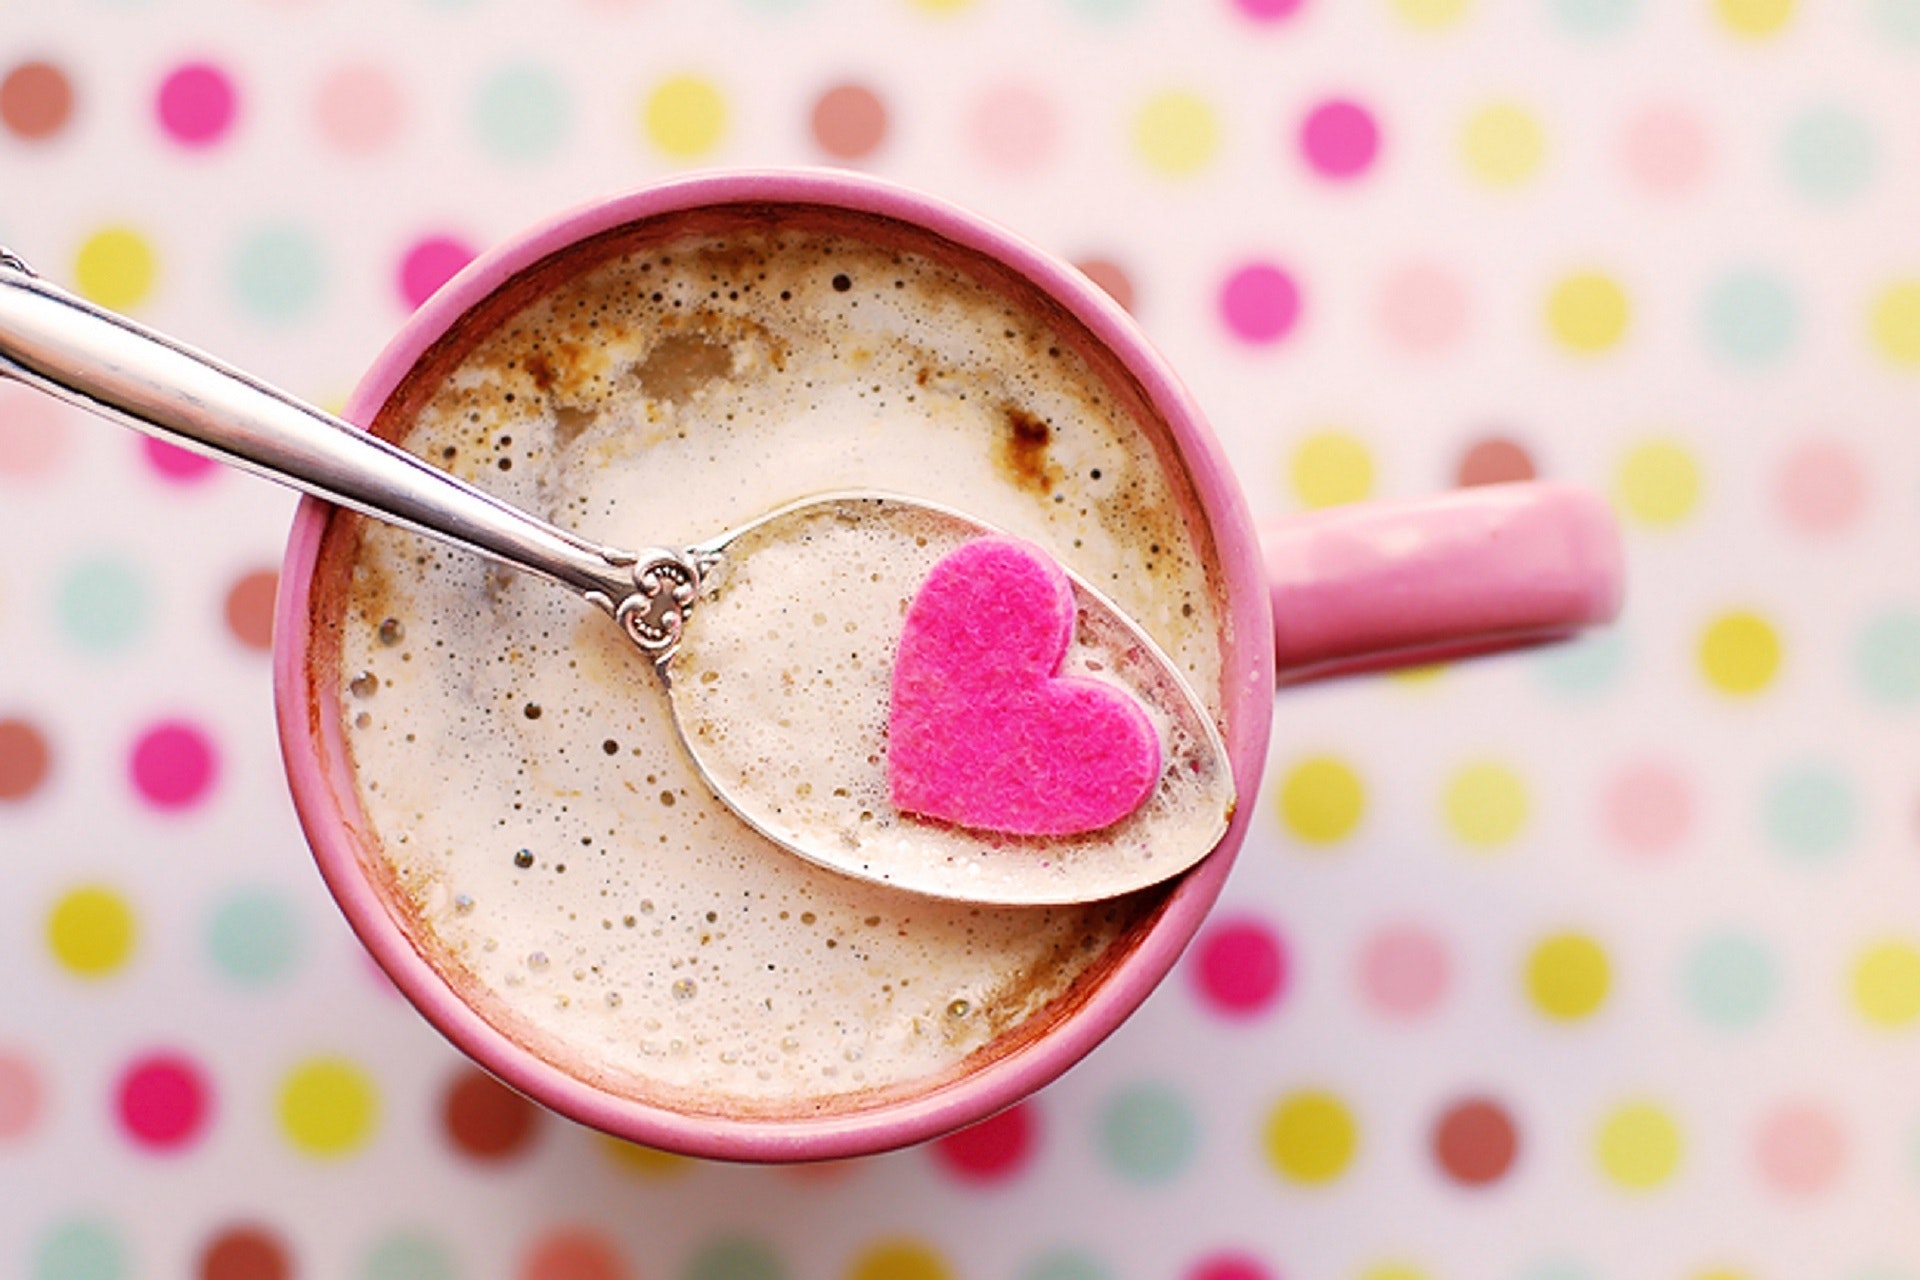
<box><xmin>273</xmin><ymin>170</ymin><xmax>1621</xmax><ymax>1163</ymax></box>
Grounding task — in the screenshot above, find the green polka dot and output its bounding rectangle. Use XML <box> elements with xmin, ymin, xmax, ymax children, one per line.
<box><xmin>686</xmin><ymin>1238</ymin><xmax>784</xmax><ymax>1280</ymax></box>
<box><xmin>1535</xmin><ymin>631</ymin><xmax>1626</xmax><ymax>696</ymax></box>
<box><xmin>474</xmin><ymin>64</ymin><xmax>569</xmax><ymax>161</ymax></box>
<box><xmin>1763</xmin><ymin>765</ymin><xmax>1856</xmax><ymax>863</ymax></box>
<box><xmin>1873</xmin><ymin>0</ymin><xmax>1920</xmax><ymax>44</ymax></box>
<box><xmin>1017</xmin><ymin>1251</ymin><xmax>1110</xmax><ymax>1280</ymax></box>
<box><xmin>1683</xmin><ymin>932</ymin><xmax>1778</xmax><ymax>1029</ymax></box>
<box><xmin>208</xmin><ymin>888</ymin><xmax>302</xmax><ymax>985</ymax></box>
<box><xmin>35</xmin><ymin>1220</ymin><xmax>125</xmax><ymax>1280</ymax></box>
<box><xmin>231</xmin><ymin>226</ymin><xmax>324</xmax><ymax>323</ymax></box>
<box><xmin>1845</xmin><ymin>1267</ymin><xmax>1918</xmax><ymax>1280</ymax></box>
<box><xmin>364</xmin><ymin>1233</ymin><xmax>456</xmax><ymax>1280</ymax></box>
<box><xmin>57</xmin><ymin>557</ymin><xmax>148</xmax><ymax>654</ymax></box>
<box><xmin>1703</xmin><ymin>271</ymin><xmax>1798</xmax><ymax>366</ymax></box>
<box><xmin>1098</xmin><ymin>1082</ymin><xmax>1197</xmax><ymax>1184</ymax></box>
<box><xmin>1547</xmin><ymin>0</ymin><xmax>1638</xmax><ymax>35</ymax></box>
<box><xmin>1781</xmin><ymin>107</ymin><xmax>1877</xmax><ymax>203</ymax></box>
<box><xmin>1065</xmin><ymin>0</ymin><xmax>1149</xmax><ymax>18</ymax></box>
<box><xmin>1855</xmin><ymin>611</ymin><xmax>1920</xmax><ymax>707</ymax></box>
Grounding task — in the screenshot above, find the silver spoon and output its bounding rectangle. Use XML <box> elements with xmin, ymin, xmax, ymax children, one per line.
<box><xmin>0</xmin><ymin>251</ymin><xmax>1234</xmax><ymax>906</ymax></box>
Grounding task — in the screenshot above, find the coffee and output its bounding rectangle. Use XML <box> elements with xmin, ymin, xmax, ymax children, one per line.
<box><xmin>306</xmin><ymin>207</ymin><xmax>1228</xmax><ymax>1117</ymax></box>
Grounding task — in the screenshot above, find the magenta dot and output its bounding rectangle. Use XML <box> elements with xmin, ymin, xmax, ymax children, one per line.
<box><xmin>930</xmin><ymin>1100</ymin><xmax>1036</xmax><ymax>1183</ymax></box>
<box><xmin>1233</xmin><ymin>0</ymin><xmax>1306</xmax><ymax>20</ymax></box>
<box><xmin>141</xmin><ymin>437</ymin><xmax>219</xmax><ymax>484</ymax></box>
<box><xmin>1185</xmin><ymin>1253</ymin><xmax>1276</xmax><ymax>1280</ymax></box>
<box><xmin>1219</xmin><ymin>262</ymin><xmax>1301</xmax><ymax>345</ymax></box>
<box><xmin>1190</xmin><ymin>917</ymin><xmax>1288</xmax><ymax>1018</ymax></box>
<box><xmin>1299</xmin><ymin>98</ymin><xmax>1379</xmax><ymax>179</ymax></box>
<box><xmin>1378</xmin><ymin>263</ymin><xmax>1468</xmax><ymax>353</ymax></box>
<box><xmin>116</xmin><ymin>1051</ymin><xmax>211</xmax><ymax>1151</ymax></box>
<box><xmin>129</xmin><ymin>720</ymin><xmax>218</xmax><ymax>811</ymax></box>
<box><xmin>1601</xmin><ymin>762</ymin><xmax>1692</xmax><ymax>859</ymax></box>
<box><xmin>155</xmin><ymin>62</ymin><xmax>238</xmax><ymax>148</ymax></box>
<box><xmin>398</xmin><ymin>235</ymin><xmax>477</xmax><ymax>310</ymax></box>
<box><xmin>0</xmin><ymin>1051</ymin><xmax>44</xmax><ymax>1141</ymax></box>
<box><xmin>1357</xmin><ymin>922</ymin><xmax>1450</xmax><ymax>1017</ymax></box>
<box><xmin>1755</xmin><ymin>1100</ymin><xmax>1846</xmax><ymax>1197</ymax></box>
<box><xmin>1774</xmin><ymin>439</ymin><xmax>1865</xmax><ymax>536</ymax></box>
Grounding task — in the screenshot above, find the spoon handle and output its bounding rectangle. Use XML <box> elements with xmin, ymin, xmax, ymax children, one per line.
<box><xmin>0</xmin><ymin>253</ymin><xmax>645</xmax><ymax>611</ymax></box>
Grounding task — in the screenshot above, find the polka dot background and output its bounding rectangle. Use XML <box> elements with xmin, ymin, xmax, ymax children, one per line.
<box><xmin>2</xmin><ymin>4</ymin><xmax>1919</xmax><ymax>1278</ymax></box>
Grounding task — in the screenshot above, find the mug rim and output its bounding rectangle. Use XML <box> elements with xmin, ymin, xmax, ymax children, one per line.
<box><xmin>271</xmin><ymin>167</ymin><xmax>1276</xmax><ymax>1162</ymax></box>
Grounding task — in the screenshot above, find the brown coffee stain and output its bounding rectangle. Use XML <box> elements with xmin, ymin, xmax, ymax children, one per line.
<box><xmin>994</xmin><ymin>404</ymin><xmax>1061</xmax><ymax>495</ymax></box>
<box><xmin>223</xmin><ymin>567</ymin><xmax>278</xmax><ymax>652</ymax></box>
<box><xmin>633</xmin><ymin>332</ymin><xmax>732</xmax><ymax>404</ymax></box>
<box><xmin>0</xmin><ymin>718</ymin><xmax>51</xmax><ymax>801</ymax></box>
<box><xmin>199</xmin><ymin>1226</ymin><xmax>291</xmax><ymax>1280</ymax></box>
<box><xmin>812</xmin><ymin>83</ymin><xmax>888</xmax><ymax>161</ymax></box>
<box><xmin>443</xmin><ymin>1063</ymin><xmax>543</xmax><ymax>1160</ymax></box>
<box><xmin>0</xmin><ymin>61</ymin><xmax>74</xmax><ymax>141</ymax></box>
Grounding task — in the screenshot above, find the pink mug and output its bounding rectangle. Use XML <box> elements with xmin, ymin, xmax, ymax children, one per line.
<box><xmin>273</xmin><ymin>170</ymin><xmax>1621</xmax><ymax>1162</ymax></box>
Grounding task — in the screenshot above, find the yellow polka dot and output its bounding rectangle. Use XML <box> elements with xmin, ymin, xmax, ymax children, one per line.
<box><xmin>1277</xmin><ymin>756</ymin><xmax>1366</xmax><ymax>846</ymax></box>
<box><xmin>643</xmin><ymin>75</ymin><xmax>726</xmax><ymax>159</ymax></box>
<box><xmin>847</xmin><ymin>1240</ymin><xmax>953</xmax><ymax>1280</ymax></box>
<box><xmin>1390</xmin><ymin>0</ymin><xmax>1472</xmax><ymax>28</ymax></box>
<box><xmin>599</xmin><ymin>1134</ymin><xmax>697</xmax><ymax>1178</ymax></box>
<box><xmin>279</xmin><ymin>1057</ymin><xmax>379</xmax><ymax>1157</ymax></box>
<box><xmin>1132</xmin><ymin>90</ymin><xmax>1219</xmax><ymax>177</ymax></box>
<box><xmin>1852</xmin><ymin>940</ymin><xmax>1920</xmax><ymax>1028</ymax></box>
<box><xmin>1616</xmin><ymin>439</ymin><xmax>1702</xmax><ymax>526</ymax></box>
<box><xmin>1359</xmin><ymin>1266</ymin><xmax>1430</xmax><ymax>1280</ymax></box>
<box><xmin>1263</xmin><ymin>1090</ymin><xmax>1359</xmax><ymax>1184</ymax></box>
<box><xmin>1443</xmin><ymin>761</ymin><xmax>1529</xmax><ymax>848</ymax></box>
<box><xmin>1698</xmin><ymin>610</ymin><xmax>1781</xmax><ymax>697</ymax></box>
<box><xmin>906</xmin><ymin>0</ymin><xmax>972</xmax><ymax>10</ymax></box>
<box><xmin>1461</xmin><ymin>103</ymin><xmax>1545</xmax><ymax>187</ymax></box>
<box><xmin>1870</xmin><ymin>280</ymin><xmax>1920</xmax><ymax>368</ymax></box>
<box><xmin>1595</xmin><ymin>1101</ymin><xmax>1682</xmax><ymax>1189</ymax></box>
<box><xmin>1714</xmin><ymin>0</ymin><xmax>1793</xmax><ymax>37</ymax></box>
<box><xmin>1290</xmin><ymin>432</ymin><xmax>1374</xmax><ymax>508</ymax></box>
<box><xmin>47</xmin><ymin>885</ymin><xmax>136</xmax><ymax>978</ymax></box>
<box><xmin>1388</xmin><ymin>663</ymin><xmax>1448</xmax><ymax>687</ymax></box>
<box><xmin>74</xmin><ymin>227</ymin><xmax>157</xmax><ymax>311</ymax></box>
<box><xmin>1547</xmin><ymin>272</ymin><xmax>1630</xmax><ymax>354</ymax></box>
<box><xmin>1692</xmin><ymin>1271</ymin><xmax>1752</xmax><ymax>1280</ymax></box>
<box><xmin>1525</xmin><ymin>932</ymin><xmax>1610</xmax><ymax>1021</ymax></box>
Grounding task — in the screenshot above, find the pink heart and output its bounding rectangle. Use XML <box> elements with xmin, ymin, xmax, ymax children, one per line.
<box><xmin>888</xmin><ymin>538</ymin><xmax>1162</xmax><ymax>837</ymax></box>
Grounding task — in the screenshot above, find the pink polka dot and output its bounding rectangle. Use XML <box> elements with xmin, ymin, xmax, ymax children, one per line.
<box><xmin>1233</xmin><ymin>0</ymin><xmax>1305</xmax><ymax>20</ymax></box>
<box><xmin>1357</xmin><ymin>922</ymin><xmax>1451</xmax><ymax>1017</ymax></box>
<box><xmin>0</xmin><ymin>1051</ymin><xmax>44</xmax><ymax>1141</ymax></box>
<box><xmin>1299</xmin><ymin>98</ymin><xmax>1379</xmax><ymax>180</ymax></box>
<box><xmin>116</xmin><ymin>1051</ymin><xmax>211</xmax><ymax>1151</ymax></box>
<box><xmin>1377</xmin><ymin>263</ymin><xmax>1468</xmax><ymax>353</ymax></box>
<box><xmin>315</xmin><ymin>64</ymin><xmax>403</xmax><ymax>155</ymax></box>
<box><xmin>398</xmin><ymin>235</ymin><xmax>477</xmax><ymax>310</ymax></box>
<box><xmin>931</xmin><ymin>1100</ymin><xmax>1036</xmax><ymax>1183</ymax></box>
<box><xmin>1185</xmin><ymin>1253</ymin><xmax>1276</xmax><ymax>1280</ymax></box>
<box><xmin>1619</xmin><ymin>103</ymin><xmax>1710</xmax><ymax>196</ymax></box>
<box><xmin>155</xmin><ymin>62</ymin><xmax>238</xmax><ymax>148</ymax></box>
<box><xmin>129</xmin><ymin>720</ymin><xmax>218</xmax><ymax>811</ymax></box>
<box><xmin>966</xmin><ymin>83</ymin><xmax>1058</xmax><ymax>174</ymax></box>
<box><xmin>0</xmin><ymin>386</ymin><xmax>73</xmax><ymax>478</ymax></box>
<box><xmin>1601</xmin><ymin>762</ymin><xmax>1691</xmax><ymax>859</ymax></box>
<box><xmin>1755</xmin><ymin>1101</ymin><xmax>1846</xmax><ymax>1197</ymax></box>
<box><xmin>141</xmin><ymin>437</ymin><xmax>219</xmax><ymax>484</ymax></box>
<box><xmin>1774</xmin><ymin>439</ymin><xmax>1865</xmax><ymax>536</ymax></box>
<box><xmin>1190</xmin><ymin>917</ymin><xmax>1289</xmax><ymax>1018</ymax></box>
<box><xmin>1220</xmin><ymin>262</ymin><xmax>1301</xmax><ymax>345</ymax></box>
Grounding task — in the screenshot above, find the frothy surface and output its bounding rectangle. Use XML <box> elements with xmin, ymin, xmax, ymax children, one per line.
<box><xmin>327</xmin><ymin>219</ymin><xmax>1225</xmax><ymax>1113</ymax></box>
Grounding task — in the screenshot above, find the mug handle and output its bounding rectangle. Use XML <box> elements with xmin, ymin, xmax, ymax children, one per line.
<box><xmin>1260</xmin><ymin>481</ymin><xmax>1624</xmax><ymax>686</ymax></box>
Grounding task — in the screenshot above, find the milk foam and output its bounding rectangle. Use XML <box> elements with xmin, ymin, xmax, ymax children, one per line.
<box><xmin>334</xmin><ymin>224</ymin><xmax>1225</xmax><ymax>1110</ymax></box>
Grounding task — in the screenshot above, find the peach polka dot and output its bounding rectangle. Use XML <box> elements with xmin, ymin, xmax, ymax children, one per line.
<box><xmin>1774</xmin><ymin>439</ymin><xmax>1865</xmax><ymax>536</ymax></box>
<box><xmin>315</xmin><ymin>65</ymin><xmax>403</xmax><ymax>154</ymax></box>
<box><xmin>1602</xmin><ymin>762</ymin><xmax>1692</xmax><ymax>859</ymax></box>
<box><xmin>967</xmin><ymin>82</ymin><xmax>1058</xmax><ymax>173</ymax></box>
<box><xmin>1358</xmin><ymin>923</ymin><xmax>1451</xmax><ymax>1017</ymax></box>
<box><xmin>1378</xmin><ymin>264</ymin><xmax>1468</xmax><ymax>353</ymax></box>
<box><xmin>1754</xmin><ymin>1101</ymin><xmax>1846</xmax><ymax>1197</ymax></box>
<box><xmin>1620</xmin><ymin>104</ymin><xmax>1711</xmax><ymax>195</ymax></box>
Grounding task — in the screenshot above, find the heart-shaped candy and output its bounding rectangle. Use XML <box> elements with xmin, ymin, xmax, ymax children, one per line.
<box><xmin>888</xmin><ymin>538</ymin><xmax>1163</xmax><ymax>837</ymax></box>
